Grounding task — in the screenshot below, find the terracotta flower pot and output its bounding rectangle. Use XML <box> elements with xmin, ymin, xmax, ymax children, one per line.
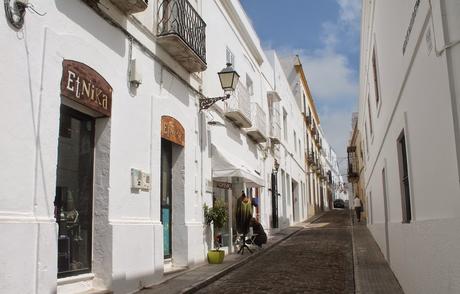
<box><xmin>207</xmin><ymin>250</ymin><xmax>225</xmax><ymax>264</ymax></box>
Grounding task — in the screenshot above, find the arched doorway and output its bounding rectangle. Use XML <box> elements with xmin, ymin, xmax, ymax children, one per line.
<box><xmin>160</xmin><ymin>116</ymin><xmax>185</xmax><ymax>261</ymax></box>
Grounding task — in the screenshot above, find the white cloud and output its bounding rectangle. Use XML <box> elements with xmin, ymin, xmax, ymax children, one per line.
<box><xmin>274</xmin><ymin>0</ymin><xmax>361</xmax><ymax>158</ymax></box>
<box><xmin>337</xmin><ymin>0</ymin><xmax>362</xmax><ymax>30</ymax></box>
<box><xmin>300</xmin><ymin>51</ymin><xmax>358</xmax><ymax>101</ymax></box>
<box><xmin>318</xmin><ymin>107</ymin><xmax>354</xmax><ymax>166</ymax></box>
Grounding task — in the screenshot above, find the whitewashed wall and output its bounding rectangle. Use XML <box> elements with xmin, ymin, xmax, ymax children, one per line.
<box><xmin>359</xmin><ymin>1</ymin><xmax>460</xmax><ymax>293</ymax></box>
<box><xmin>0</xmin><ymin>1</ymin><xmax>204</xmax><ymax>293</ymax></box>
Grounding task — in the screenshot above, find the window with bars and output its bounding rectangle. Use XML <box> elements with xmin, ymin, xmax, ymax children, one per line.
<box><xmin>372</xmin><ymin>46</ymin><xmax>381</xmax><ymax>106</ymax></box>
<box><xmin>368</xmin><ymin>95</ymin><xmax>373</xmax><ymax>136</ymax></box>
<box><xmin>246</xmin><ymin>74</ymin><xmax>253</xmax><ymax>96</ymax></box>
<box><xmin>397</xmin><ymin>130</ymin><xmax>412</xmax><ymax>223</ymax></box>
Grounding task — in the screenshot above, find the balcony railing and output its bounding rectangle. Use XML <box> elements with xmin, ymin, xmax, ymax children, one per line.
<box><xmin>347</xmin><ymin>146</ymin><xmax>359</xmax><ymax>182</ymax></box>
<box><xmin>224</xmin><ymin>81</ymin><xmax>252</xmax><ymax>128</ymax></box>
<box><xmin>157</xmin><ymin>0</ymin><xmax>206</xmax><ymax>72</ymax></box>
<box><xmin>269</xmin><ymin>102</ymin><xmax>281</xmax><ymax>144</ymax></box>
<box><xmin>307</xmin><ymin>151</ymin><xmax>316</xmax><ymax>167</ymax></box>
<box><xmin>245</xmin><ymin>103</ymin><xmax>267</xmax><ymax>143</ymax></box>
<box><xmin>305</xmin><ymin>114</ymin><xmax>312</xmax><ymax>126</ymax></box>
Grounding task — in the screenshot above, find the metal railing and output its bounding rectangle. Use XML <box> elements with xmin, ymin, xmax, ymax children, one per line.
<box><xmin>157</xmin><ymin>0</ymin><xmax>206</xmax><ymax>63</ymax></box>
<box><xmin>224</xmin><ymin>81</ymin><xmax>251</xmax><ymax>121</ymax></box>
<box><xmin>250</xmin><ymin>103</ymin><xmax>267</xmax><ymax>137</ymax></box>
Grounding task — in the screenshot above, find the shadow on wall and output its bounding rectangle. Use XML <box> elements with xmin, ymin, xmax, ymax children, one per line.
<box><xmin>155</xmin><ymin>66</ymin><xmax>190</xmax><ymax>107</ymax></box>
<box><xmin>55</xmin><ymin>0</ymin><xmax>126</xmax><ymax>57</ymax></box>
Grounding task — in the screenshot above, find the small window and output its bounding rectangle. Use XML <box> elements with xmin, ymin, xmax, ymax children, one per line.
<box><xmin>364</xmin><ymin>123</ymin><xmax>369</xmax><ymax>157</ymax></box>
<box><xmin>226</xmin><ymin>46</ymin><xmax>235</xmax><ymax>67</ymax></box>
<box><xmin>368</xmin><ymin>96</ymin><xmax>373</xmax><ymax>136</ymax></box>
<box><xmin>283</xmin><ymin>109</ymin><xmax>288</xmax><ymax>141</ymax></box>
<box><xmin>294</xmin><ymin>131</ymin><xmax>297</xmax><ymax>152</ymax></box>
<box><xmin>246</xmin><ymin>74</ymin><xmax>253</xmax><ymax>96</ymax></box>
<box><xmin>397</xmin><ymin>130</ymin><xmax>412</xmax><ymax>223</ymax></box>
<box><xmin>372</xmin><ymin>46</ymin><xmax>380</xmax><ymax>106</ymax></box>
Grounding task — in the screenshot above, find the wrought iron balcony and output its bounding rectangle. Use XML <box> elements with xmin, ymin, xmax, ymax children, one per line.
<box><xmin>245</xmin><ymin>103</ymin><xmax>267</xmax><ymax>143</ymax></box>
<box><xmin>269</xmin><ymin>102</ymin><xmax>281</xmax><ymax>144</ymax></box>
<box><xmin>305</xmin><ymin>114</ymin><xmax>312</xmax><ymax>126</ymax></box>
<box><xmin>157</xmin><ymin>0</ymin><xmax>206</xmax><ymax>72</ymax></box>
<box><xmin>307</xmin><ymin>151</ymin><xmax>316</xmax><ymax>167</ymax></box>
<box><xmin>347</xmin><ymin>146</ymin><xmax>359</xmax><ymax>182</ymax></box>
<box><xmin>224</xmin><ymin>81</ymin><xmax>252</xmax><ymax>128</ymax></box>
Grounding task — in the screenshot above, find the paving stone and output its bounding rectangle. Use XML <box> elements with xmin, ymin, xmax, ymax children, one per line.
<box><xmin>137</xmin><ymin>210</ymin><xmax>404</xmax><ymax>294</ymax></box>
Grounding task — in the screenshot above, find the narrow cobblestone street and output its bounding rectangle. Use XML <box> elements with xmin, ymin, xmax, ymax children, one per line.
<box><xmin>196</xmin><ymin>210</ymin><xmax>354</xmax><ymax>294</ymax></box>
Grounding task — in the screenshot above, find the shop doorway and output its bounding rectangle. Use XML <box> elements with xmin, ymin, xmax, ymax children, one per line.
<box><xmin>160</xmin><ymin>116</ymin><xmax>185</xmax><ymax>262</ymax></box>
<box><xmin>161</xmin><ymin>139</ymin><xmax>173</xmax><ymax>258</ymax></box>
<box><xmin>55</xmin><ymin>105</ymin><xmax>94</xmax><ymax>278</ymax></box>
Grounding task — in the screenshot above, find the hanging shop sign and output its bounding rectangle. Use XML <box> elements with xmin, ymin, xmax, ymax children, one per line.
<box><xmin>214</xmin><ymin>181</ymin><xmax>232</xmax><ymax>190</ymax></box>
<box><xmin>161</xmin><ymin>116</ymin><xmax>185</xmax><ymax>146</ymax></box>
<box><xmin>61</xmin><ymin>60</ymin><xmax>112</xmax><ymax>117</ymax></box>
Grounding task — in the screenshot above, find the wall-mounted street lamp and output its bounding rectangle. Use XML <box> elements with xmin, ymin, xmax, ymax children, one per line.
<box><xmin>272</xmin><ymin>159</ymin><xmax>280</xmax><ymax>175</ymax></box>
<box><xmin>200</xmin><ymin>63</ymin><xmax>240</xmax><ymax>111</ymax></box>
<box><xmin>4</xmin><ymin>0</ymin><xmax>46</xmax><ymax>30</ymax></box>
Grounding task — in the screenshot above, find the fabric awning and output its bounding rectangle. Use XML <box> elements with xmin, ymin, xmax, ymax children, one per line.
<box><xmin>211</xmin><ymin>145</ymin><xmax>264</xmax><ymax>187</ymax></box>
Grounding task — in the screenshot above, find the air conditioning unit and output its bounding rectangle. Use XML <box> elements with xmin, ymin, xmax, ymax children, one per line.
<box><xmin>110</xmin><ymin>0</ymin><xmax>148</xmax><ymax>14</ymax></box>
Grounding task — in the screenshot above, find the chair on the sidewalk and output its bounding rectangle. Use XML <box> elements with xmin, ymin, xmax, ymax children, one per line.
<box><xmin>246</xmin><ymin>227</ymin><xmax>259</xmax><ymax>249</ymax></box>
<box><xmin>236</xmin><ymin>231</ymin><xmax>255</xmax><ymax>254</ymax></box>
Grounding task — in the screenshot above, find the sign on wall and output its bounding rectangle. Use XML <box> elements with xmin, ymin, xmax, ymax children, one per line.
<box><xmin>60</xmin><ymin>60</ymin><xmax>112</xmax><ymax>117</ymax></box>
<box><xmin>161</xmin><ymin>116</ymin><xmax>185</xmax><ymax>146</ymax></box>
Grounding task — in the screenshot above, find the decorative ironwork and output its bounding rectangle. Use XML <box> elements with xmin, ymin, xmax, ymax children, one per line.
<box><xmin>347</xmin><ymin>146</ymin><xmax>359</xmax><ymax>181</ymax></box>
<box><xmin>200</xmin><ymin>94</ymin><xmax>230</xmax><ymax>111</ymax></box>
<box><xmin>305</xmin><ymin>115</ymin><xmax>312</xmax><ymax>126</ymax></box>
<box><xmin>157</xmin><ymin>0</ymin><xmax>206</xmax><ymax>64</ymax></box>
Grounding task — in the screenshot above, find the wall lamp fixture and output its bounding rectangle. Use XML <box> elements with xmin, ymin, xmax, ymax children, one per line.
<box><xmin>4</xmin><ymin>0</ymin><xmax>45</xmax><ymax>30</ymax></box>
<box><xmin>199</xmin><ymin>63</ymin><xmax>239</xmax><ymax>111</ymax></box>
<box><xmin>272</xmin><ymin>159</ymin><xmax>280</xmax><ymax>175</ymax></box>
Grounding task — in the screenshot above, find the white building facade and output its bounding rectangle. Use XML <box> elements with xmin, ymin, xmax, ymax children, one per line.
<box><xmin>358</xmin><ymin>0</ymin><xmax>460</xmax><ymax>293</ymax></box>
<box><xmin>1</xmin><ymin>0</ymin><xmax>341</xmax><ymax>293</ymax></box>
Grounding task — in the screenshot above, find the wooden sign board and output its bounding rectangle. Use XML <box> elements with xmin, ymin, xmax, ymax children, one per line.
<box><xmin>61</xmin><ymin>60</ymin><xmax>112</xmax><ymax>117</ymax></box>
<box><xmin>161</xmin><ymin>116</ymin><xmax>185</xmax><ymax>146</ymax></box>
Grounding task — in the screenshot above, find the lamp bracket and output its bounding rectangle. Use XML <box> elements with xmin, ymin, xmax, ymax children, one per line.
<box><xmin>199</xmin><ymin>94</ymin><xmax>230</xmax><ymax>111</ymax></box>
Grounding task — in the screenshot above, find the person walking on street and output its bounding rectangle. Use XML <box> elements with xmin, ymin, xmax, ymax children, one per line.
<box><xmin>354</xmin><ymin>195</ymin><xmax>363</xmax><ymax>222</ymax></box>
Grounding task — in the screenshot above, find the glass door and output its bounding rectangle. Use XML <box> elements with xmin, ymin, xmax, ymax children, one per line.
<box><xmin>55</xmin><ymin>105</ymin><xmax>94</xmax><ymax>278</ymax></box>
<box><xmin>213</xmin><ymin>188</ymin><xmax>230</xmax><ymax>247</ymax></box>
<box><xmin>161</xmin><ymin>139</ymin><xmax>173</xmax><ymax>258</ymax></box>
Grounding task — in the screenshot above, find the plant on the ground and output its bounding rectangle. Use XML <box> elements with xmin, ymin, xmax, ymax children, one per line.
<box><xmin>203</xmin><ymin>200</ymin><xmax>228</xmax><ymax>250</ymax></box>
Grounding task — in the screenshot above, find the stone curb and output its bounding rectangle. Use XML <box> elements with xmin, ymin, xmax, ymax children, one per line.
<box><xmin>350</xmin><ymin>209</ymin><xmax>360</xmax><ymax>294</ymax></box>
<box><xmin>181</xmin><ymin>213</ymin><xmax>325</xmax><ymax>293</ymax></box>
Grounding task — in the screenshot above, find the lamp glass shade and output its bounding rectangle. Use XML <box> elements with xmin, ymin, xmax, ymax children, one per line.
<box><xmin>218</xmin><ymin>63</ymin><xmax>240</xmax><ymax>91</ymax></box>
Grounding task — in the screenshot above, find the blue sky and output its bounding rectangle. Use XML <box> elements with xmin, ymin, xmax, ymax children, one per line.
<box><xmin>240</xmin><ymin>0</ymin><xmax>361</xmax><ymax>167</ymax></box>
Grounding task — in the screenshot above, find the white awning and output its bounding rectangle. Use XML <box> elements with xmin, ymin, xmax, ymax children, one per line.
<box><xmin>211</xmin><ymin>145</ymin><xmax>264</xmax><ymax>187</ymax></box>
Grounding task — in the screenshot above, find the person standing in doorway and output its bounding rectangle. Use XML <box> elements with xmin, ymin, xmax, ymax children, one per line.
<box><xmin>354</xmin><ymin>195</ymin><xmax>362</xmax><ymax>222</ymax></box>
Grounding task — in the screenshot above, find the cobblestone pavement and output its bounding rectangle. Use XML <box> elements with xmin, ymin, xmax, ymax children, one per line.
<box><xmin>195</xmin><ymin>210</ymin><xmax>354</xmax><ymax>294</ymax></box>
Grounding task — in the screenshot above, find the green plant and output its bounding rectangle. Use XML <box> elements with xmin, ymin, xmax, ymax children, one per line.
<box><xmin>204</xmin><ymin>200</ymin><xmax>228</xmax><ymax>250</ymax></box>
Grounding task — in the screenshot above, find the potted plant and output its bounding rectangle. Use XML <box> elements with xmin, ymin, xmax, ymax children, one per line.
<box><xmin>203</xmin><ymin>199</ymin><xmax>228</xmax><ymax>264</ymax></box>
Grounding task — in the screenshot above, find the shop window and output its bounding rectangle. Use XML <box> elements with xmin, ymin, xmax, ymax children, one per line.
<box><xmin>55</xmin><ymin>105</ymin><xmax>94</xmax><ymax>278</ymax></box>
